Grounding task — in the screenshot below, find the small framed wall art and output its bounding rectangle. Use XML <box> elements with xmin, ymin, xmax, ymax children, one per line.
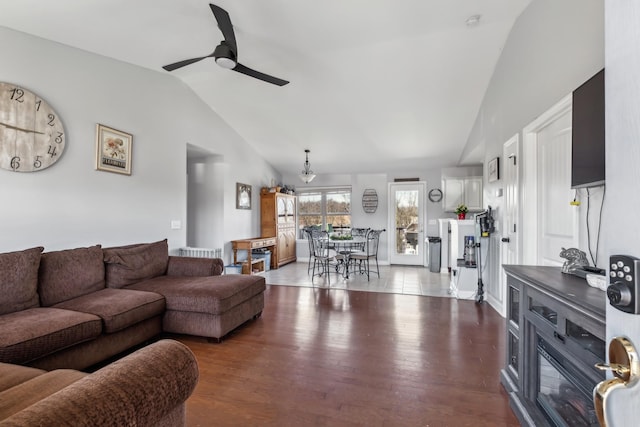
<box><xmin>236</xmin><ymin>183</ymin><xmax>252</xmax><ymax>210</ymax></box>
<box><xmin>488</xmin><ymin>157</ymin><xmax>500</xmax><ymax>183</ymax></box>
<box><xmin>95</xmin><ymin>124</ymin><xmax>133</xmax><ymax>175</ymax></box>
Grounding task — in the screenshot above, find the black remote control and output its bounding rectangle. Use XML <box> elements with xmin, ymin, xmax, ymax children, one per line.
<box><xmin>582</xmin><ymin>265</ymin><xmax>606</xmax><ymax>275</ymax></box>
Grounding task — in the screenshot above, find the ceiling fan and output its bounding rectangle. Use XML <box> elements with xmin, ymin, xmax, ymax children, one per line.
<box><xmin>162</xmin><ymin>4</ymin><xmax>289</xmax><ymax>86</ymax></box>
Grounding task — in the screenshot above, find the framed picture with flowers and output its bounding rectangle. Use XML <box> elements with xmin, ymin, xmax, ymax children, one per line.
<box><xmin>95</xmin><ymin>124</ymin><xmax>133</xmax><ymax>175</ymax></box>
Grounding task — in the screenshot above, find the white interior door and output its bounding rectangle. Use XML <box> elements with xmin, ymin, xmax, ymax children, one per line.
<box><xmin>537</xmin><ymin>108</ymin><xmax>576</xmax><ymax>265</ymax></box>
<box><xmin>497</xmin><ymin>134</ymin><xmax>520</xmax><ymax>317</ymax></box>
<box><xmin>388</xmin><ymin>182</ymin><xmax>425</xmax><ymax>265</ymax></box>
<box><xmin>523</xmin><ymin>95</ymin><xmax>578</xmax><ymax>265</ymax></box>
<box><xmin>502</xmin><ymin>135</ymin><xmax>520</xmax><ymax>267</ymax></box>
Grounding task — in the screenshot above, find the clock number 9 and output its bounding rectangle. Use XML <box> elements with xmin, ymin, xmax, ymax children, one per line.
<box><xmin>10</xmin><ymin>156</ymin><xmax>20</xmax><ymax>170</ymax></box>
<box><xmin>9</xmin><ymin>88</ymin><xmax>24</xmax><ymax>103</ymax></box>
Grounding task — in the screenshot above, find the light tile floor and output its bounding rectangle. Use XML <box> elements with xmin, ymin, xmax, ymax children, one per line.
<box><xmin>263</xmin><ymin>261</ymin><xmax>453</xmax><ymax>297</ymax></box>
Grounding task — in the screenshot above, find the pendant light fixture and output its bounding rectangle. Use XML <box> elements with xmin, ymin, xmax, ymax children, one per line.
<box><xmin>299</xmin><ymin>149</ymin><xmax>316</xmax><ymax>184</ymax></box>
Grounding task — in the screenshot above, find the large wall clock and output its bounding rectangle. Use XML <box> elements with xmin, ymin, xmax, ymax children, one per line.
<box><xmin>0</xmin><ymin>82</ymin><xmax>66</xmax><ymax>172</ymax></box>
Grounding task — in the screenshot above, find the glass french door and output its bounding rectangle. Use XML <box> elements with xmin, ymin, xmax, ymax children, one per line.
<box><xmin>388</xmin><ymin>182</ymin><xmax>426</xmax><ymax>265</ymax></box>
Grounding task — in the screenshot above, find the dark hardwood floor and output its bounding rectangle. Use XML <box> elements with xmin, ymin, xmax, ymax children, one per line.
<box><xmin>177</xmin><ymin>285</ymin><xmax>518</xmax><ymax>426</ymax></box>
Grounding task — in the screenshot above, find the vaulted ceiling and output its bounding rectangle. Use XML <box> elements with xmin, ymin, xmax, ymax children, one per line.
<box><xmin>0</xmin><ymin>0</ymin><xmax>532</xmax><ymax>176</ymax></box>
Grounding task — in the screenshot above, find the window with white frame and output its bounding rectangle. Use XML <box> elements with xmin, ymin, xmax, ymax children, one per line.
<box><xmin>297</xmin><ymin>187</ymin><xmax>351</xmax><ymax>238</ymax></box>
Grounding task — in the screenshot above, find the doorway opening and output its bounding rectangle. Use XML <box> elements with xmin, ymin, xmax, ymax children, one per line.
<box><xmin>186</xmin><ymin>143</ymin><xmax>224</xmax><ymax>252</ymax></box>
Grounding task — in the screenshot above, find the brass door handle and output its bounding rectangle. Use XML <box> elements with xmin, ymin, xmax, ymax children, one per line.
<box><xmin>594</xmin><ymin>336</ymin><xmax>639</xmax><ymax>427</ymax></box>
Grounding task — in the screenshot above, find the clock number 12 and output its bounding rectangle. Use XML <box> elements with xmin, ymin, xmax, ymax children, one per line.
<box><xmin>9</xmin><ymin>88</ymin><xmax>24</xmax><ymax>103</ymax></box>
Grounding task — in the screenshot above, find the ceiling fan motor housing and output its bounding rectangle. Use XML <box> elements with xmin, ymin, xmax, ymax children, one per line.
<box><xmin>213</xmin><ymin>43</ymin><xmax>236</xmax><ymax>68</ymax></box>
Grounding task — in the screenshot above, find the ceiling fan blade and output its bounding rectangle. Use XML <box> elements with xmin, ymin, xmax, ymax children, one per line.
<box><xmin>209</xmin><ymin>4</ymin><xmax>237</xmax><ymax>55</ymax></box>
<box><xmin>233</xmin><ymin>63</ymin><xmax>289</xmax><ymax>86</ymax></box>
<box><xmin>162</xmin><ymin>55</ymin><xmax>211</xmax><ymax>72</ymax></box>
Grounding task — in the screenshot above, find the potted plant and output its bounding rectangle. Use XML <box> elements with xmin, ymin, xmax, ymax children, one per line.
<box><xmin>455</xmin><ymin>204</ymin><xmax>468</xmax><ymax>219</ymax></box>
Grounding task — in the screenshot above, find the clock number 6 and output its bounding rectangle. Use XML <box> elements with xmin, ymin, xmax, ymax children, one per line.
<box><xmin>10</xmin><ymin>156</ymin><xmax>20</xmax><ymax>170</ymax></box>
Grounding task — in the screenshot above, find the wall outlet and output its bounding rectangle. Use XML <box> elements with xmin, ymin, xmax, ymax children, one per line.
<box><xmin>170</xmin><ymin>220</ymin><xmax>182</xmax><ymax>230</ymax></box>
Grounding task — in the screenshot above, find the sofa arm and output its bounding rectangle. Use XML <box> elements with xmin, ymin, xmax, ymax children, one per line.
<box><xmin>166</xmin><ymin>255</ymin><xmax>224</xmax><ymax>276</ymax></box>
<box><xmin>0</xmin><ymin>339</ymin><xmax>198</xmax><ymax>427</ymax></box>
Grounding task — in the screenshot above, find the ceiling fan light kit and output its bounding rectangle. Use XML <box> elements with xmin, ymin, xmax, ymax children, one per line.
<box><xmin>162</xmin><ymin>3</ymin><xmax>289</xmax><ymax>86</ymax></box>
<box><xmin>299</xmin><ymin>149</ymin><xmax>316</xmax><ymax>184</ymax></box>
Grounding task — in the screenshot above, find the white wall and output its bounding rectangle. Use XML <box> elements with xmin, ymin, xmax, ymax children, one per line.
<box><xmin>0</xmin><ymin>27</ymin><xmax>279</xmax><ymax>258</ymax></box>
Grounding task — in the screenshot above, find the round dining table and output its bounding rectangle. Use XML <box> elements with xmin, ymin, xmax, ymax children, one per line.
<box><xmin>326</xmin><ymin>236</ymin><xmax>367</xmax><ymax>278</ymax></box>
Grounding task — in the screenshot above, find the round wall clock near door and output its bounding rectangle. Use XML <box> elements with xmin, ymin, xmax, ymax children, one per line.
<box><xmin>0</xmin><ymin>82</ymin><xmax>66</xmax><ymax>172</ymax></box>
<box><xmin>428</xmin><ymin>188</ymin><xmax>443</xmax><ymax>203</ymax></box>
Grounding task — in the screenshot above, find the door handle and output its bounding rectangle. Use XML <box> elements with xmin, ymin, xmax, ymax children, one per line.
<box><xmin>594</xmin><ymin>336</ymin><xmax>640</xmax><ymax>427</ymax></box>
<box><xmin>501</xmin><ymin>237</ymin><xmax>510</xmax><ymax>243</ymax></box>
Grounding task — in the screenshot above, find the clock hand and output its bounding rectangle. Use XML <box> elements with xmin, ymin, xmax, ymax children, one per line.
<box><xmin>0</xmin><ymin>121</ymin><xmax>45</xmax><ymax>135</ymax></box>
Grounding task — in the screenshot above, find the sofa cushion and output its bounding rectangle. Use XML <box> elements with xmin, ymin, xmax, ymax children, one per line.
<box><xmin>0</xmin><ymin>308</ymin><xmax>102</xmax><ymax>364</ymax></box>
<box><xmin>38</xmin><ymin>245</ymin><xmax>105</xmax><ymax>306</ymax></box>
<box><xmin>126</xmin><ymin>274</ymin><xmax>266</xmax><ymax>315</ymax></box>
<box><xmin>0</xmin><ymin>247</ymin><xmax>44</xmax><ymax>316</ymax></box>
<box><xmin>0</xmin><ymin>369</ymin><xmax>86</xmax><ymax>421</ymax></box>
<box><xmin>53</xmin><ymin>288</ymin><xmax>166</xmax><ymax>333</ymax></box>
<box><xmin>103</xmin><ymin>239</ymin><xmax>169</xmax><ymax>288</ymax></box>
<box><xmin>0</xmin><ymin>363</ymin><xmax>45</xmax><ymax>393</ymax></box>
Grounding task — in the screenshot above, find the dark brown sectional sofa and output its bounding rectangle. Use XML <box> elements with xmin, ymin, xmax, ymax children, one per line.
<box><xmin>0</xmin><ymin>239</ymin><xmax>266</xmax><ymax>424</ymax></box>
<box><xmin>0</xmin><ymin>238</ymin><xmax>265</xmax><ymax>371</ymax></box>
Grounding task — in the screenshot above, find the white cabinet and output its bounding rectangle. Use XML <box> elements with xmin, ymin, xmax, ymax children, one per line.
<box><xmin>464</xmin><ymin>177</ymin><xmax>483</xmax><ymax>210</ymax></box>
<box><xmin>442</xmin><ymin>177</ymin><xmax>483</xmax><ymax>212</ymax></box>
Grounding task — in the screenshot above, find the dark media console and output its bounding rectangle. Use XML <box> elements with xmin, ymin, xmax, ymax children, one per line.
<box><xmin>501</xmin><ymin>265</ymin><xmax>605</xmax><ymax>427</ymax></box>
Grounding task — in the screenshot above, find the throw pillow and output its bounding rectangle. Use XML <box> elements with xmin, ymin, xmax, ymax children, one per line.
<box><xmin>38</xmin><ymin>245</ymin><xmax>105</xmax><ymax>306</ymax></box>
<box><xmin>103</xmin><ymin>239</ymin><xmax>169</xmax><ymax>288</ymax></box>
<box><xmin>0</xmin><ymin>246</ymin><xmax>44</xmax><ymax>315</ymax></box>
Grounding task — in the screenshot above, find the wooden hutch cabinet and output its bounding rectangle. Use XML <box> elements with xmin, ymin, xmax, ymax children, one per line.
<box><xmin>260</xmin><ymin>193</ymin><xmax>297</xmax><ymax>268</ymax></box>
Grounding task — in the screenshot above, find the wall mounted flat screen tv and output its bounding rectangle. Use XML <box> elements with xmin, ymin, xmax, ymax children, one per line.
<box><xmin>571</xmin><ymin>68</ymin><xmax>605</xmax><ymax>189</ymax></box>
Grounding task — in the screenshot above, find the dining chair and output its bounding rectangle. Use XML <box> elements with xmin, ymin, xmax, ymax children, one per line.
<box><xmin>308</xmin><ymin>229</ymin><xmax>337</xmax><ymax>283</ymax></box>
<box><xmin>350</xmin><ymin>227</ymin><xmax>370</xmax><ymax>238</ymax></box>
<box><xmin>303</xmin><ymin>226</ymin><xmax>321</xmax><ymax>273</ymax></box>
<box><xmin>349</xmin><ymin>229</ymin><xmax>385</xmax><ymax>281</ymax></box>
